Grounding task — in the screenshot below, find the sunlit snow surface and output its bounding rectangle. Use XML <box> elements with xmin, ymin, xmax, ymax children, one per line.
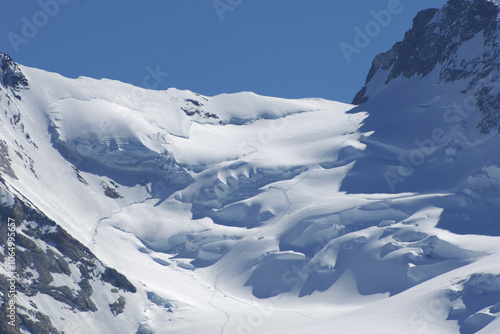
<box><xmin>1</xmin><ymin>61</ymin><xmax>500</xmax><ymax>334</ymax></box>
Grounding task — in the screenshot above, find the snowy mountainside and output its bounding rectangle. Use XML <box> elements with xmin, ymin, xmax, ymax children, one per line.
<box><xmin>343</xmin><ymin>0</ymin><xmax>500</xmax><ymax>238</ymax></box>
<box><xmin>0</xmin><ymin>192</ymin><xmax>139</xmax><ymax>334</ymax></box>
<box><xmin>2</xmin><ymin>0</ymin><xmax>500</xmax><ymax>333</ymax></box>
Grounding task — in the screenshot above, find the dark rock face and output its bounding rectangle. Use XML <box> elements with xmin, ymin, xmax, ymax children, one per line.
<box><xmin>352</xmin><ymin>0</ymin><xmax>500</xmax><ymax>133</ymax></box>
<box><xmin>101</xmin><ymin>268</ymin><xmax>137</xmax><ymax>293</ymax></box>
<box><xmin>109</xmin><ymin>296</ymin><xmax>126</xmax><ymax>316</ymax></box>
<box><xmin>181</xmin><ymin>98</ymin><xmax>219</xmax><ymax>119</ymax></box>
<box><xmin>0</xmin><ymin>140</ymin><xmax>17</xmax><ymax>181</ymax></box>
<box><xmin>0</xmin><ymin>192</ymin><xmax>136</xmax><ymax>332</ymax></box>
<box><xmin>0</xmin><ymin>53</ymin><xmax>28</xmax><ymax>94</ymax></box>
<box><xmin>102</xmin><ymin>183</ymin><xmax>123</xmax><ymax>199</ymax></box>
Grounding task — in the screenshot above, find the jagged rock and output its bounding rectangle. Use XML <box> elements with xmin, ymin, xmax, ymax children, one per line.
<box><xmin>109</xmin><ymin>296</ymin><xmax>126</xmax><ymax>316</ymax></box>
<box><xmin>0</xmin><ymin>53</ymin><xmax>28</xmax><ymax>94</ymax></box>
<box><xmin>353</xmin><ymin>0</ymin><xmax>500</xmax><ymax>133</ymax></box>
<box><xmin>0</xmin><ymin>140</ymin><xmax>17</xmax><ymax>180</ymax></box>
<box><xmin>103</xmin><ymin>184</ymin><xmax>122</xmax><ymax>199</ymax></box>
<box><xmin>101</xmin><ymin>268</ymin><xmax>137</xmax><ymax>293</ymax></box>
<box><xmin>0</xmin><ymin>196</ymin><xmax>136</xmax><ymax>330</ymax></box>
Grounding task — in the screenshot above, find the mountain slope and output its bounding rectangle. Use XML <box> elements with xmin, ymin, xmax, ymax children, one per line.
<box><xmin>2</xmin><ymin>1</ymin><xmax>500</xmax><ymax>333</ymax></box>
<box><xmin>343</xmin><ymin>0</ymin><xmax>500</xmax><ymax>240</ymax></box>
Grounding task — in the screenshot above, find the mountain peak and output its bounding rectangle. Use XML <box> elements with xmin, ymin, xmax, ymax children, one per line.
<box><xmin>353</xmin><ymin>0</ymin><xmax>500</xmax><ymax>109</ymax></box>
<box><xmin>0</xmin><ymin>52</ymin><xmax>28</xmax><ymax>94</ymax></box>
<box><xmin>353</xmin><ymin>0</ymin><xmax>500</xmax><ymax>134</ymax></box>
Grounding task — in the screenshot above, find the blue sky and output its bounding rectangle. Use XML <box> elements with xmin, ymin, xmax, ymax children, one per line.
<box><xmin>0</xmin><ymin>0</ymin><xmax>447</xmax><ymax>103</ymax></box>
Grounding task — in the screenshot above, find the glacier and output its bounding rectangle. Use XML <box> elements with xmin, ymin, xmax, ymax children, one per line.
<box><xmin>2</xmin><ymin>0</ymin><xmax>500</xmax><ymax>333</ymax></box>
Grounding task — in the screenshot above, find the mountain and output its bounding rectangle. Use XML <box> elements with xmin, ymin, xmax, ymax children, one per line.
<box><xmin>2</xmin><ymin>0</ymin><xmax>500</xmax><ymax>333</ymax></box>
<box><xmin>353</xmin><ymin>0</ymin><xmax>500</xmax><ymax>134</ymax></box>
<box><xmin>343</xmin><ymin>0</ymin><xmax>500</xmax><ymax>236</ymax></box>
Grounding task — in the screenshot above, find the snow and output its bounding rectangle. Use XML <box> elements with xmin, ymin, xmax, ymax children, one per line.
<box><xmin>2</xmin><ymin>19</ymin><xmax>500</xmax><ymax>332</ymax></box>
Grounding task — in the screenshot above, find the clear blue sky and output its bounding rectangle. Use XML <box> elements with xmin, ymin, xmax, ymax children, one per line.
<box><xmin>0</xmin><ymin>0</ymin><xmax>447</xmax><ymax>103</ymax></box>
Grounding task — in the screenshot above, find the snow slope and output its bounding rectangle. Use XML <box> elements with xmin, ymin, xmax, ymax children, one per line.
<box><xmin>2</xmin><ymin>0</ymin><xmax>500</xmax><ymax>333</ymax></box>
